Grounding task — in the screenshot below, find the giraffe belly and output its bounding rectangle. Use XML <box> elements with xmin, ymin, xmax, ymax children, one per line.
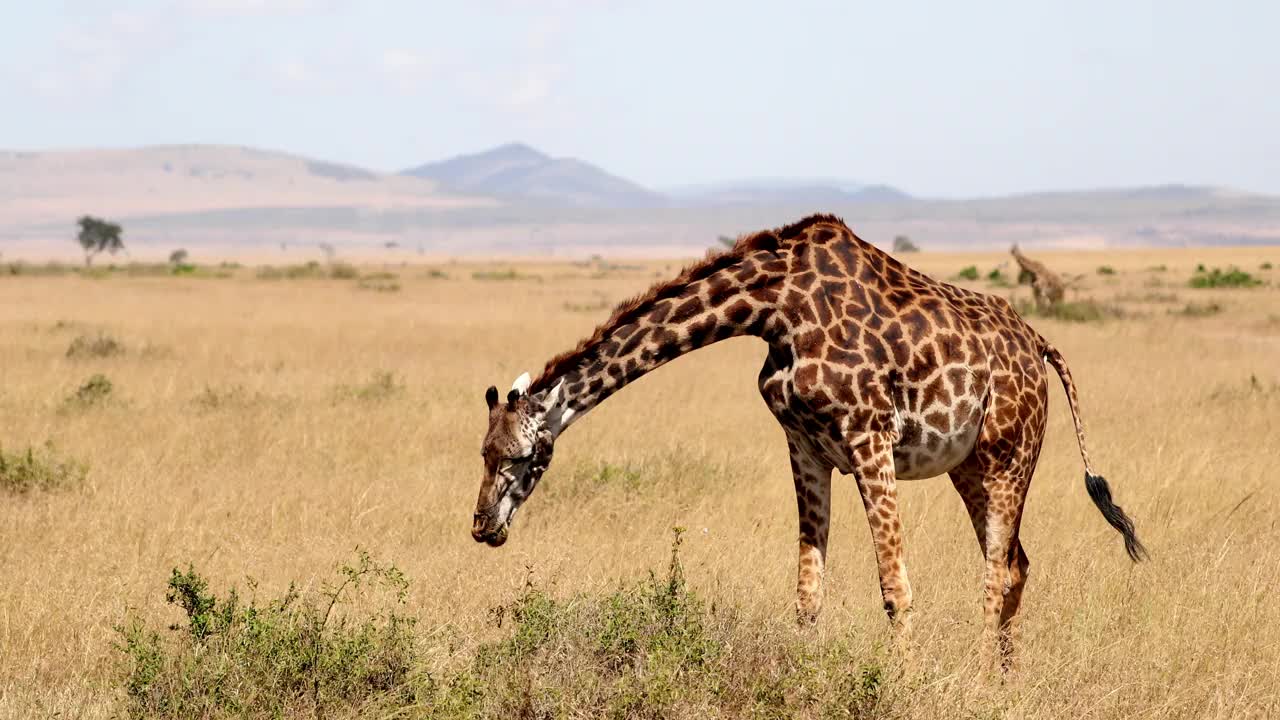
<box><xmin>892</xmin><ymin>410</ymin><xmax>981</xmax><ymax>480</ymax></box>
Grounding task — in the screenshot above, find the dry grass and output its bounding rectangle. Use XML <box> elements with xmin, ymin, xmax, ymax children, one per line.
<box><xmin>0</xmin><ymin>247</ymin><xmax>1278</xmax><ymax>718</ymax></box>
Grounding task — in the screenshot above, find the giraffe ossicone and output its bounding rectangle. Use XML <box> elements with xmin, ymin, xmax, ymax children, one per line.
<box><xmin>472</xmin><ymin>214</ymin><xmax>1146</xmax><ymax>671</ymax></box>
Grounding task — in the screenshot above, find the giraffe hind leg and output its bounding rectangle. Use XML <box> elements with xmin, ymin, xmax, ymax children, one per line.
<box><xmin>998</xmin><ymin>540</ymin><xmax>1031</xmax><ymax>671</ymax></box>
<box><xmin>950</xmin><ymin>463</ymin><xmax>1033</xmax><ymax>675</ymax></box>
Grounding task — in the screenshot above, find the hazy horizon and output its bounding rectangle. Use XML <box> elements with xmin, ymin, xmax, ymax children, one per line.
<box><xmin>3</xmin><ymin>1</ymin><xmax>1278</xmax><ymax>198</ymax></box>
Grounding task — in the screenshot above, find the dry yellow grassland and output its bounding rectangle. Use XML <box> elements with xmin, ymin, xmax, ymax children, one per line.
<box><xmin>0</xmin><ymin>246</ymin><xmax>1277</xmax><ymax>718</ymax></box>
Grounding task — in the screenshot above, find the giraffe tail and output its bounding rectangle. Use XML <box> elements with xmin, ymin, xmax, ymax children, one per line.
<box><xmin>1043</xmin><ymin>344</ymin><xmax>1149</xmax><ymax>562</ymax></box>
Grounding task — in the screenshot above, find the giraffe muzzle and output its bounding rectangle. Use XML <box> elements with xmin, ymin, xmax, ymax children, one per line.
<box><xmin>471</xmin><ymin>513</ymin><xmax>510</xmax><ymax>547</ymax></box>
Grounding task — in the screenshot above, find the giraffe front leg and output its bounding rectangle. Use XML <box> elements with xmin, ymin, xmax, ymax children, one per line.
<box><xmin>849</xmin><ymin>433</ymin><xmax>913</xmax><ymax>636</ymax></box>
<box><xmin>788</xmin><ymin>437</ymin><xmax>833</xmax><ymax>626</ymax></box>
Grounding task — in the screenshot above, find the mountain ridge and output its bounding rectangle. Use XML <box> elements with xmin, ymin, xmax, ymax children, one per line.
<box><xmin>401</xmin><ymin>142</ymin><xmax>665</xmax><ymax>208</ymax></box>
<box><xmin>3</xmin><ymin>142</ymin><xmax>1277</xmax><ymax>258</ymax></box>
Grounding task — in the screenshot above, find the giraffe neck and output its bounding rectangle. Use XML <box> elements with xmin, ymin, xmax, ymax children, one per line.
<box><xmin>530</xmin><ymin>253</ymin><xmax>783</xmax><ymax>435</ymax></box>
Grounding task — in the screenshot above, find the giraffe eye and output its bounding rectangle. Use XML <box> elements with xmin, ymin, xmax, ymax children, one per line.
<box><xmin>500</xmin><ymin>454</ymin><xmax>533</xmax><ymax>472</ymax></box>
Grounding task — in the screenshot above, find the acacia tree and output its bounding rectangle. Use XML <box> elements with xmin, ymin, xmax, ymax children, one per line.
<box><xmin>76</xmin><ymin>216</ymin><xmax>124</xmax><ymax>266</ymax></box>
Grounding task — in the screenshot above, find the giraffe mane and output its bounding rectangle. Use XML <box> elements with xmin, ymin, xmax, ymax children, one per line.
<box><xmin>528</xmin><ymin>213</ymin><xmax>849</xmax><ymax>394</ymax></box>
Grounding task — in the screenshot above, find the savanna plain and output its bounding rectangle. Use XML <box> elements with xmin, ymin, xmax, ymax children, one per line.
<box><xmin>1</xmin><ymin>245</ymin><xmax>1278</xmax><ymax>719</ymax></box>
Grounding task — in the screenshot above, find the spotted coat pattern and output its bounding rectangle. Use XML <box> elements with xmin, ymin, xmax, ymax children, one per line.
<box><xmin>477</xmin><ymin>214</ymin><xmax>1143</xmax><ymax>672</ymax></box>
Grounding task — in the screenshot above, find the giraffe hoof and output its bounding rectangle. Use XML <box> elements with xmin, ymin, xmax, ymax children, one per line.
<box><xmin>795</xmin><ymin>600</ymin><xmax>821</xmax><ymax>627</ymax></box>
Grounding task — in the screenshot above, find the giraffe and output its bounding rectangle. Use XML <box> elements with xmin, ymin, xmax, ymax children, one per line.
<box><xmin>1010</xmin><ymin>244</ymin><xmax>1066</xmax><ymax>308</ymax></box>
<box><xmin>473</xmin><ymin>214</ymin><xmax>1146</xmax><ymax>671</ymax></box>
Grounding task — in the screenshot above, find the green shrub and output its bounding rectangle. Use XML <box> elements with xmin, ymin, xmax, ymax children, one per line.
<box><xmin>287</xmin><ymin>262</ymin><xmax>324</xmax><ymax>279</ymax></box>
<box><xmin>357</xmin><ymin>272</ymin><xmax>401</xmax><ymax>292</ymax></box>
<box><xmin>255</xmin><ymin>262</ymin><xmax>366</xmax><ymax>281</ymax></box>
<box><xmin>421</xmin><ymin>528</ymin><xmax>893</xmax><ymax>719</ymax></box>
<box><xmin>954</xmin><ymin>266</ymin><xmax>979</xmax><ymax>281</ymax></box>
<box><xmin>170</xmin><ymin>263</ymin><xmax>197</xmax><ymax>275</ymax></box>
<box><xmin>423</xmin><ymin>268</ymin><xmax>450</xmax><ymax>280</ymax></box>
<box><xmin>1097</xmin><ymin>265</ymin><xmax>1116</xmax><ymax>275</ymax></box>
<box><xmin>986</xmin><ymin>268</ymin><xmax>1013</xmax><ymax>287</ymax></box>
<box><xmin>121</xmin><ymin>263</ymin><xmax>173</xmax><ymax>277</ymax></box>
<box><xmin>66</xmin><ymin>332</ymin><xmax>125</xmax><ymax>359</ymax></box>
<box><xmin>116</xmin><ymin>550</ymin><xmax>417</xmax><ymax>719</ymax></box>
<box><xmin>430</xmin><ymin>528</ymin><xmax>726</xmax><ymax>717</ymax></box>
<box><xmin>256</xmin><ymin>262</ymin><xmax>327</xmax><ymax>280</ymax></box>
<box><xmin>472</xmin><ymin>269</ymin><xmax>540</xmax><ymax>282</ymax></box>
<box><xmin>1189</xmin><ymin>266</ymin><xmax>1262</xmax><ymax>288</ymax></box>
<box><xmin>5</xmin><ymin>261</ymin><xmax>77</xmax><ymax>276</ymax></box>
<box><xmin>589</xmin><ymin>462</ymin><xmax>644</xmax><ymax>492</ymax></box>
<box><xmin>115</xmin><ymin>533</ymin><xmax>902</xmax><ymax>719</ymax></box>
<box><xmin>1262</xmin><ymin>262</ymin><xmax>1273</xmax><ymax>270</ymax></box>
<box><xmin>1014</xmin><ymin>298</ymin><xmax>1124</xmax><ymax>323</ymax></box>
<box><xmin>63</xmin><ymin>373</ymin><xmax>113</xmax><ymax>410</ymax></box>
<box><xmin>0</xmin><ymin>443</ymin><xmax>88</xmax><ymax>495</ymax></box>
<box><xmin>1147</xmin><ymin>264</ymin><xmax>1168</xmax><ymax>272</ymax></box>
<box><xmin>329</xmin><ymin>262</ymin><xmax>359</xmax><ymax>280</ymax></box>
<box><xmin>1115</xmin><ymin>291</ymin><xmax>1179</xmax><ymax>304</ymax></box>
<box><xmin>1174</xmin><ymin>302</ymin><xmax>1224</xmax><ymax>317</ymax></box>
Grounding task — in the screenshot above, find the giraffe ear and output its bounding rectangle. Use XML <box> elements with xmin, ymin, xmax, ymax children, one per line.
<box><xmin>510</xmin><ymin>372</ymin><xmax>531</xmax><ymax>396</ymax></box>
<box><xmin>485</xmin><ymin>386</ymin><xmax>499</xmax><ymax>410</ymax></box>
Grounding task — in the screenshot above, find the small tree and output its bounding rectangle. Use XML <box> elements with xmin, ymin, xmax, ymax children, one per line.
<box><xmin>76</xmin><ymin>216</ymin><xmax>124</xmax><ymax>266</ymax></box>
<box><xmin>169</xmin><ymin>249</ymin><xmax>189</xmax><ymax>266</ymax></box>
<box><xmin>892</xmin><ymin>235</ymin><xmax>919</xmax><ymax>253</ymax></box>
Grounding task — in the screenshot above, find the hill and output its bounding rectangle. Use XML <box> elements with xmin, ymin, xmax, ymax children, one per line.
<box><xmin>2</xmin><ymin>143</ymin><xmax>1277</xmax><ymax>259</ymax></box>
<box><xmin>401</xmin><ymin>143</ymin><xmax>664</xmax><ymax>208</ymax></box>
<box><xmin>0</xmin><ymin>144</ymin><xmax>493</xmax><ymax>229</ymax></box>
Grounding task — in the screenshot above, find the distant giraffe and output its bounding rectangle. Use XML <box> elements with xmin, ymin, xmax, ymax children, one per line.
<box><xmin>474</xmin><ymin>215</ymin><xmax>1146</xmax><ymax>671</ymax></box>
<box><xmin>1010</xmin><ymin>244</ymin><xmax>1066</xmax><ymax>308</ymax></box>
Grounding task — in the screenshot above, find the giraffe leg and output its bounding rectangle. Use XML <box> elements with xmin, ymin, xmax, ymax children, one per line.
<box><xmin>998</xmin><ymin>540</ymin><xmax>1031</xmax><ymax>671</ymax></box>
<box><xmin>849</xmin><ymin>432</ymin><xmax>913</xmax><ymax>634</ymax></box>
<box><xmin>787</xmin><ymin>434</ymin><xmax>833</xmax><ymax>625</ymax></box>
<box><xmin>950</xmin><ymin>465</ymin><xmax>1029</xmax><ymax>674</ymax></box>
<box><xmin>976</xmin><ymin>486</ymin><xmax>1016</xmax><ymax>674</ymax></box>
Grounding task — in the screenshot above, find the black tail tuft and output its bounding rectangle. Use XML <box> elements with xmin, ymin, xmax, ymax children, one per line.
<box><xmin>1085</xmin><ymin>473</ymin><xmax>1149</xmax><ymax>562</ymax></box>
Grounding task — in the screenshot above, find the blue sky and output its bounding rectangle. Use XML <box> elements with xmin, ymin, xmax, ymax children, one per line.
<box><xmin>2</xmin><ymin>0</ymin><xmax>1277</xmax><ymax>197</ymax></box>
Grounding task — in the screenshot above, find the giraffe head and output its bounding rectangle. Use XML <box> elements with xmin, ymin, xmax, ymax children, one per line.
<box><xmin>471</xmin><ymin>372</ymin><xmax>567</xmax><ymax>547</ymax></box>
